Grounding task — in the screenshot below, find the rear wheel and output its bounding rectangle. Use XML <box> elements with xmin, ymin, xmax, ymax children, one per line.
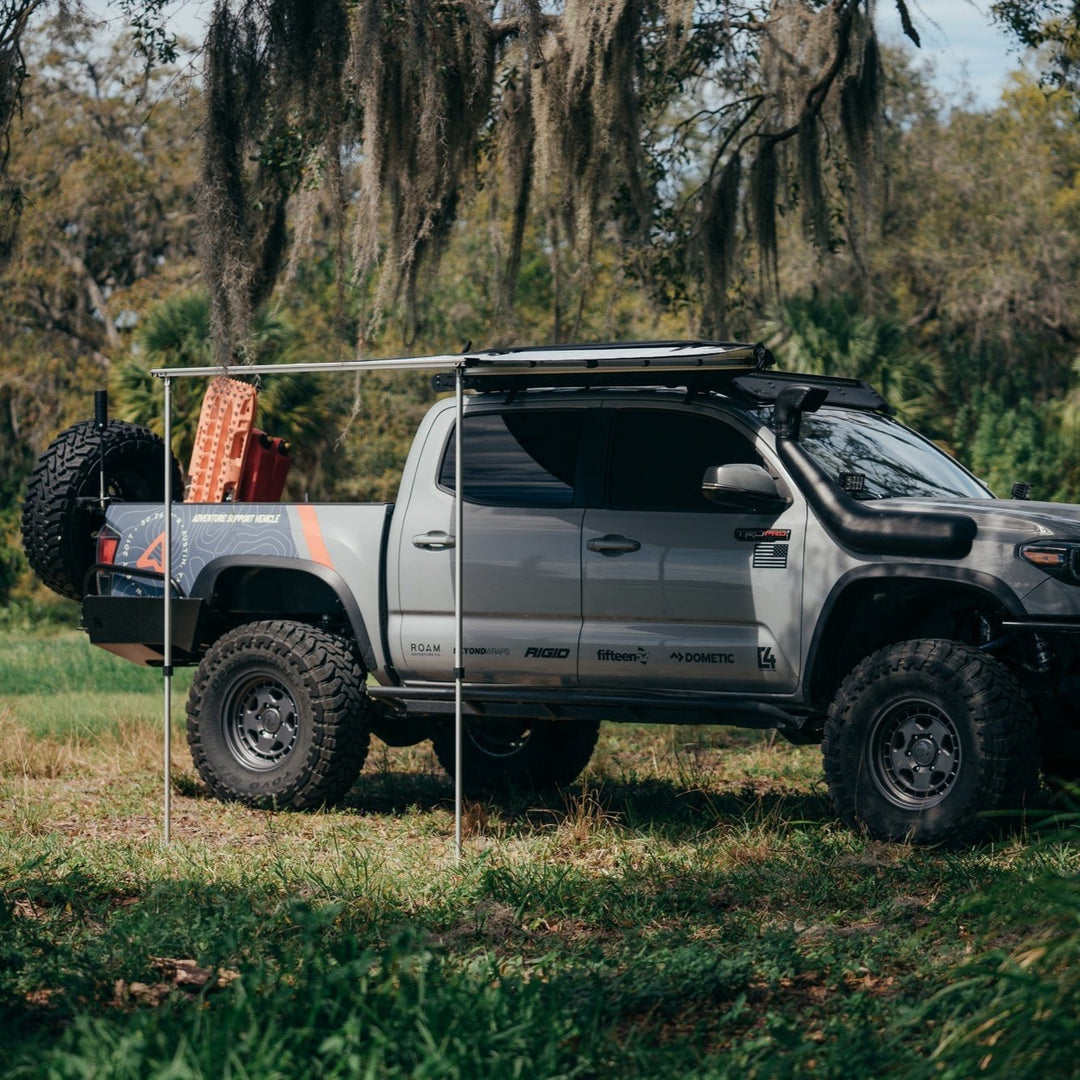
<box><xmin>21</xmin><ymin>420</ymin><xmax>182</xmax><ymax>599</ymax></box>
<box><xmin>823</xmin><ymin>639</ymin><xmax>1039</xmax><ymax>844</ymax></box>
<box><xmin>432</xmin><ymin>717</ymin><xmax>600</xmax><ymax>794</ymax></box>
<box><xmin>186</xmin><ymin>620</ymin><xmax>370</xmax><ymax>808</ymax></box>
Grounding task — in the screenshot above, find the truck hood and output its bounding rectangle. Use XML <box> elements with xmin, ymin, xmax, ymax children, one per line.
<box><xmin>879</xmin><ymin>497</ymin><xmax>1080</xmax><ymax>542</ymax></box>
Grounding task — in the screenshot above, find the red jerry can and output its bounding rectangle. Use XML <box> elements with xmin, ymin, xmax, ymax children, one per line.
<box><xmin>237</xmin><ymin>429</ymin><xmax>291</xmax><ymax>502</ymax></box>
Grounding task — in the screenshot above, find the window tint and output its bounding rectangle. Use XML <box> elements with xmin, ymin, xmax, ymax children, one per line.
<box><xmin>608</xmin><ymin>409</ymin><xmax>762</xmax><ymax>511</ymax></box>
<box><xmin>440</xmin><ymin>411</ymin><xmax>584</xmax><ymax>507</ymax></box>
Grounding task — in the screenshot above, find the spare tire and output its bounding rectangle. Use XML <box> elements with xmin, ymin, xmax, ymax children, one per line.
<box><xmin>21</xmin><ymin>420</ymin><xmax>183</xmax><ymax>599</ymax></box>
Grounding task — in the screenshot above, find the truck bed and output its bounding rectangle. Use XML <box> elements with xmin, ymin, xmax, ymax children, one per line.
<box><xmin>85</xmin><ymin>502</ymin><xmax>393</xmax><ymax>669</ymax></box>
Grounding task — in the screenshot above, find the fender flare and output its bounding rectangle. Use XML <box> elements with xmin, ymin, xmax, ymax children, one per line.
<box><xmin>191</xmin><ymin>556</ymin><xmax>378</xmax><ymax>672</ymax></box>
<box><xmin>803</xmin><ymin>563</ymin><xmax>1026</xmax><ymax>702</ymax></box>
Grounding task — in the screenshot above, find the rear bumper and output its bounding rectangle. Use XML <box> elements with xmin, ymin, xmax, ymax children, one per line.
<box><xmin>81</xmin><ymin>596</ymin><xmax>208</xmax><ymax>666</ymax></box>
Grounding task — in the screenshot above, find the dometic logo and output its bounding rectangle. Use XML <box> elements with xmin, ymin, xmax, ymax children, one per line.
<box><xmin>525</xmin><ymin>647</ymin><xmax>571</xmax><ymax>659</ymax></box>
<box><xmin>410</xmin><ymin>643</ymin><xmax>441</xmax><ymax>655</ymax></box>
<box><xmin>671</xmin><ymin>651</ymin><xmax>735</xmax><ymax>664</ymax></box>
<box><xmin>597</xmin><ymin>647</ymin><xmax>648</xmax><ymax>666</ymax></box>
<box><xmin>757</xmin><ymin>646</ymin><xmax>777</xmax><ymax>670</ymax></box>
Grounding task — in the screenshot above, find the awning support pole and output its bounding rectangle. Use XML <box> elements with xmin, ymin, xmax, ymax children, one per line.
<box><xmin>162</xmin><ymin>376</ymin><xmax>174</xmax><ymax>846</ymax></box>
<box><xmin>453</xmin><ymin>364</ymin><xmax>464</xmax><ymax>862</ymax></box>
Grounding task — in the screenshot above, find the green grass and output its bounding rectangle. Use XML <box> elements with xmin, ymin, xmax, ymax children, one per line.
<box><xmin>0</xmin><ymin>630</ymin><xmax>1077</xmax><ymax>1078</ymax></box>
<box><xmin>0</xmin><ymin>629</ymin><xmax>194</xmax><ymax>697</ymax></box>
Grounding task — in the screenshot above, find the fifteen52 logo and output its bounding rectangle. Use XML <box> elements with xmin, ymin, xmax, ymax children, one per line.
<box><xmin>597</xmin><ymin>647</ymin><xmax>649</xmax><ymax>666</ymax></box>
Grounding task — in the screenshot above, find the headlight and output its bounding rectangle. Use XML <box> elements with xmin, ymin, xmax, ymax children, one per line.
<box><xmin>1018</xmin><ymin>540</ymin><xmax>1080</xmax><ymax>584</ymax></box>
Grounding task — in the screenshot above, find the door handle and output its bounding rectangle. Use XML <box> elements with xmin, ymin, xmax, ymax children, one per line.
<box><xmin>587</xmin><ymin>534</ymin><xmax>641</xmax><ymax>554</ymax></box>
<box><xmin>412</xmin><ymin>531</ymin><xmax>456</xmax><ymax>550</ymax></box>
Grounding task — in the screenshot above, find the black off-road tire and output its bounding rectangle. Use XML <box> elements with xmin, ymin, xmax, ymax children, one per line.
<box><xmin>186</xmin><ymin>620</ymin><xmax>370</xmax><ymax>809</ymax></box>
<box><xmin>432</xmin><ymin>717</ymin><xmax>600</xmax><ymax>795</ymax></box>
<box><xmin>823</xmin><ymin>639</ymin><xmax>1040</xmax><ymax>844</ymax></box>
<box><xmin>21</xmin><ymin>419</ymin><xmax>183</xmax><ymax>599</ymax></box>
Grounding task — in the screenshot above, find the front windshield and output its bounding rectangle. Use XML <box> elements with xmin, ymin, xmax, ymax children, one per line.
<box><xmin>795</xmin><ymin>409</ymin><xmax>992</xmax><ymax>500</ymax></box>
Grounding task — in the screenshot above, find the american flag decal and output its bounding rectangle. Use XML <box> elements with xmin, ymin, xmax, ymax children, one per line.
<box><xmin>753</xmin><ymin>543</ymin><xmax>788</xmax><ymax>569</ymax></box>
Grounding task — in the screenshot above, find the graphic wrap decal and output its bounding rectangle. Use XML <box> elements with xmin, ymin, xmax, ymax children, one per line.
<box><xmin>112</xmin><ymin>509</ymin><xmax>191</xmax><ymax>597</ymax></box>
<box><xmin>297</xmin><ymin>504</ymin><xmax>333</xmax><ymax>568</ymax></box>
<box><xmin>108</xmin><ymin>506</ymin><xmax>299</xmax><ymax>596</ymax></box>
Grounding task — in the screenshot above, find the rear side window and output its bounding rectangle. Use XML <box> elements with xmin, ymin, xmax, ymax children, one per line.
<box><xmin>607</xmin><ymin>409</ymin><xmax>762</xmax><ymax>511</ymax></box>
<box><xmin>440</xmin><ymin>411</ymin><xmax>584</xmax><ymax>507</ymax></box>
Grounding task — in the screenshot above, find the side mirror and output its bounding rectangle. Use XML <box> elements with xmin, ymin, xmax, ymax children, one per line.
<box><xmin>702</xmin><ymin>463</ymin><xmax>789</xmax><ymax>512</ymax></box>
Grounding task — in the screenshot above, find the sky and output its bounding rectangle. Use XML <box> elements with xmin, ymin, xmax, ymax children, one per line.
<box><xmin>87</xmin><ymin>0</ymin><xmax>1025</xmax><ymax>111</ymax></box>
<box><xmin>876</xmin><ymin>0</ymin><xmax>1028</xmax><ymax>107</ymax></box>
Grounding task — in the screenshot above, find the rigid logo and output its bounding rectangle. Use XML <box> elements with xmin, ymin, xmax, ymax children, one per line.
<box><xmin>525</xmin><ymin>647</ymin><xmax>571</xmax><ymax>659</ymax></box>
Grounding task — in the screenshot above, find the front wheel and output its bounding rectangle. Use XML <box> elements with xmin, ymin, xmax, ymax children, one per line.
<box><xmin>823</xmin><ymin>639</ymin><xmax>1039</xmax><ymax>844</ymax></box>
<box><xmin>186</xmin><ymin>620</ymin><xmax>370</xmax><ymax>808</ymax></box>
<box><xmin>432</xmin><ymin>717</ymin><xmax>600</xmax><ymax>795</ymax></box>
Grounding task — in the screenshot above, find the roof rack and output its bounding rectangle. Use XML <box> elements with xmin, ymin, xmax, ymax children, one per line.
<box><xmin>430</xmin><ymin>340</ymin><xmax>772</xmax><ymax>392</ymax></box>
<box><xmin>151</xmin><ymin>340</ymin><xmax>773</xmax><ymax>390</ymax></box>
<box><xmin>732</xmin><ymin>370</ymin><xmax>890</xmax><ymax>412</ymax></box>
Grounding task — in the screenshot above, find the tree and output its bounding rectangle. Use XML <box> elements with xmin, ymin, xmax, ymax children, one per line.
<box><xmin>196</xmin><ymin>0</ymin><xmax>928</xmax><ymax>355</ymax></box>
<box><xmin>0</xmin><ymin>18</ymin><xmax>199</xmax><ymax>467</ymax></box>
<box><xmin>112</xmin><ymin>291</ymin><xmax>352</xmax><ymax>498</ymax></box>
<box><xmin>765</xmin><ymin>294</ymin><xmax>940</xmax><ymax>427</ymax></box>
<box><xmin>0</xmin><ymin>16</ymin><xmax>201</xmax><ymax>600</ymax></box>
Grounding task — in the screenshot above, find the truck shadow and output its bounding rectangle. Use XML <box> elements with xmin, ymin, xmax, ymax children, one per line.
<box><xmin>343</xmin><ymin>771</ymin><xmax>836</xmax><ymax>843</ymax></box>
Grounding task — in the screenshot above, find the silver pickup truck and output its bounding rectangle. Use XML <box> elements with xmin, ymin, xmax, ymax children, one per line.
<box><xmin>21</xmin><ymin>341</ymin><xmax>1080</xmax><ymax>843</ymax></box>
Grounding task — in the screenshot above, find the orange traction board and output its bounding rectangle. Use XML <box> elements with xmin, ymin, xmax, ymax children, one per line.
<box><xmin>186</xmin><ymin>377</ymin><xmax>257</xmax><ymax>503</ymax></box>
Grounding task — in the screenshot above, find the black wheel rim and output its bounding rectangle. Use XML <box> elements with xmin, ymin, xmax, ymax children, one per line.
<box><xmin>868</xmin><ymin>698</ymin><xmax>961</xmax><ymax>809</ymax></box>
<box><xmin>221</xmin><ymin>669</ymin><xmax>301</xmax><ymax>771</ymax></box>
<box><xmin>466</xmin><ymin>721</ymin><xmax>533</xmax><ymax>759</ymax></box>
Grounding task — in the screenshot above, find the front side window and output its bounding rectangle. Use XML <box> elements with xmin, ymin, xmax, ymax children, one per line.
<box><xmin>607</xmin><ymin>409</ymin><xmax>763</xmax><ymax>511</ymax></box>
<box><xmin>797</xmin><ymin>409</ymin><xmax>992</xmax><ymax>500</ymax></box>
<box><xmin>439</xmin><ymin>410</ymin><xmax>584</xmax><ymax>507</ymax></box>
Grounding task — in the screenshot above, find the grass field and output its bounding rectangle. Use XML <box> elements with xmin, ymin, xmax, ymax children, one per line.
<box><xmin>1</xmin><ymin>630</ymin><xmax>1078</xmax><ymax>1077</ymax></box>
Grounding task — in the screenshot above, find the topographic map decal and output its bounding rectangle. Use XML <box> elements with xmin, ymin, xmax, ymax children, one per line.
<box><xmin>108</xmin><ymin>506</ymin><xmax>300</xmax><ymax>597</ymax></box>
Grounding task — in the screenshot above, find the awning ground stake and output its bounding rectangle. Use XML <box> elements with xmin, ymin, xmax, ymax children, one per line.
<box><xmin>163</xmin><ymin>376</ymin><xmax>173</xmax><ymax>846</ymax></box>
<box><xmin>454</xmin><ymin>364</ymin><xmax>464</xmax><ymax>863</ymax></box>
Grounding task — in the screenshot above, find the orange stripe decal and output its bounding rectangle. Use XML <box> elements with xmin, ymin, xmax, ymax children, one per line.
<box><xmin>297</xmin><ymin>505</ymin><xmax>333</xmax><ymax>568</ymax></box>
